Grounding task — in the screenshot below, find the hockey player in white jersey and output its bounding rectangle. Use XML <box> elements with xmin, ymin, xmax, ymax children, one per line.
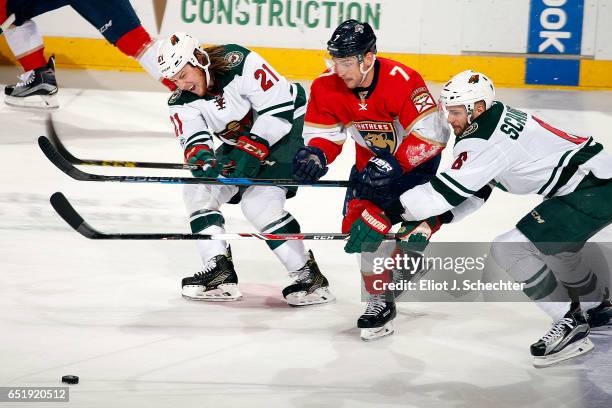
<box><xmin>157</xmin><ymin>32</ymin><xmax>334</xmax><ymax>306</ymax></box>
<box><xmin>346</xmin><ymin>70</ymin><xmax>612</xmax><ymax>366</ymax></box>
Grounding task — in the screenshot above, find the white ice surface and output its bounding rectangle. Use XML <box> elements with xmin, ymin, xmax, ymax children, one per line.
<box><xmin>1</xmin><ymin>80</ymin><xmax>611</xmax><ymax>408</ymax></box>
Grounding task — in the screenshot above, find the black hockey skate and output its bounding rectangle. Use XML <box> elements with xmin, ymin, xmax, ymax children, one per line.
<box><xmin>182</xmin><ymin>253</ymin><xmax>242</xmax><ymax>301</ymax></box>
<box><xmin>391</xmin><ymin>253</ymin><xmax>431</xmax><ymax>301</ymax></box>
<box><xmin>5</xmin><ymin>55</ymin><xmax>58</xmax><ymax>109</ymax></box>
<box><xmin>531</xmin><ymin>308</ymin><xmax>593</xmax><ymax>368</ymax></box>
<box><xmin>391</xmin><ymin>268</ymin><xmax>410</xmax><ymax>301</ymax></box>
<box><xmin>586</xmin><ymin>299</ymin><xmax>612</xmax><ymax>328</ymax></box>
<box><xmin>282</xmin><ymin>250</ymin><xmax>335</xmax><ymax>306</ymax></box>
<box><xmin>358</xmin><ymin>294</ymin><xmax>396</xmax><ymax>341</ymax></box>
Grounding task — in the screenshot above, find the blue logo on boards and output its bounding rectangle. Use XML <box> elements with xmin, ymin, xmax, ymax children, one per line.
<box><xmin>526</xmin><ymin>0</ymin><xmax>584</xmax><ymax>86</ymax></box>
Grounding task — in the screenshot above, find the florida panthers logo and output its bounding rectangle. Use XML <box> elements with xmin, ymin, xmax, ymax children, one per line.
<box><xmin>354</xmin><ymin>121</ymin><xmax>397</xmax><ymax>154</ymax></box>
<box><xmin>364</xmin><ymin>133</ymin><xmax>393</xmax><ymax>150</ymax></box>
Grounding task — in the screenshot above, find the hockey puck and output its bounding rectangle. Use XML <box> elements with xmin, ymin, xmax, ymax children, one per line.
<box><xmin>61</xmin><ymin>375</ymin><xmax>79</xmax><ymax>385</ymax></box>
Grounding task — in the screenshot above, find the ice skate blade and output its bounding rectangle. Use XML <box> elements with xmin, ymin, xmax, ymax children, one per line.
<box><xmin>182</xmin><ymin>283</ymin><xmax>242</xmax><ymax>301</ymax></box>
<box><xmin>587</xmin><ymin>308</ymin><xmax>612</xmax><ymax>329</ymax></box>
<box><xmin>5</xmin><ymin>94</ymin><xmax>59</xmax><ymax>109</ymax></box>
<box><xmin>360</xmin><ymin>322</ymin><xmax>394</xmax><ymax>342</ymax></box>
<box><xmin>533</xmin><ymin>337</ymin><xmax>594</xmax><ymax>368</ymax></box>
<box><xmin>285</xmin><ymin>287</ymin><xmax>336</xmax><ymax>307</ymax></box>
<box><xmin>589</xmin><ymin>323</ymin><xmax>612</xmax><ymax>331</ymax></box>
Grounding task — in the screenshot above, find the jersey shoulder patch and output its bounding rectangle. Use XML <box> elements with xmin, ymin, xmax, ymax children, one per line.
<box><xmin>222</xmin><ymin>44</ymin><xmax>251</xmax><ymax>75</ymax></box>
<box><xmin>456</xmin><ymin>101</ymin><xmax>504</xmax><ymax>143</ymax></box>
<box><xmin>168</xmin><ymin>89</ymin><xmax>200</xmax><ymax>106</ymax></box>
<box><xmin>209</xmin><ymin>44</ymin><xmax>253</xmax><ymax>90</ymax></box>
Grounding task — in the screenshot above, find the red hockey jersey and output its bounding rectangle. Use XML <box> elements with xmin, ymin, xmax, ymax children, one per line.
<box><xmin>303</xmin><ymin>57</ymin><xmax>449</xmax><ymax>171</ymax></box>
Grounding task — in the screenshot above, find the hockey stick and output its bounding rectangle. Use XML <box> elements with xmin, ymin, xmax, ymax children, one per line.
<box><xmin>50</xmin><ymin>192</ymin><xmax>397</xmax><ymax>241</ymax></box>
<box><xmin>46</xmin><ymin>115</ymin><xmax>198</xmax><ymax>170</ymax></box>
<box><xmin>44</xmin><ymin>116</ymin><xmax>352</xmax><ymax>187</ymax></box>
<box><xmin>39</xmin><ymin>136</ymin><xmax>351</xmax><ymax>188</ymax></box>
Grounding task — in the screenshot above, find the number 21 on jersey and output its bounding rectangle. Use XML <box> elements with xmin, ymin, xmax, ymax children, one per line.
<box><xmin>254</xmin><ymin>64</ymin><xmax>279</xmax><ymax>91</ymax></box>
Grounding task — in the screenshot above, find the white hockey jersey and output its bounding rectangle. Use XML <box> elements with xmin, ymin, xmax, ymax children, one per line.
<box><xmin>167</xmin><ymin>44</ymin><xmax>306</xmax><ymax>154</ymax></box>
<box><xmin>400</xmin><ymin>101</ymin><xmax>612</xmax><ymax>221</ymax></box>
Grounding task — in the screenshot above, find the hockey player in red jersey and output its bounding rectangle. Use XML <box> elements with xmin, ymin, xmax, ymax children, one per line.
<box><xmin>292</xmin><ymin>20</ymin><xmax>451</xmax><ymax>340</ymax></box>
<box><xmin>0</xmin><ymin>0</ymin><xmax>175</xmax><ymax>109</ymax></box>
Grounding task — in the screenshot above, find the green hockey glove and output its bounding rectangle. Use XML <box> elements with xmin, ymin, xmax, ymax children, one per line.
<box><xmin>218</xmin><ymin>134</ymin><xmax>269</xmax><ymax>178</ymax></box>
<box><xmin>184</xmin><ymin>145</ymin><xmax>218</xmax><ymax>178</ymax></box>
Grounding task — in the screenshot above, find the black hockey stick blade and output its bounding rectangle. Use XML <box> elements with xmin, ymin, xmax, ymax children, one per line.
<box><xmin>39</xmin><ymin>135</ymin><xmax>104</xmax><ymax>181</ymax></box>
<box><xmin>50</xmin><ymin>192</ymin><xmax>208</xmax><ymax>240</ymax></box>
<box><xmin>50</xmin><ymin>192</ymin><xmax>103</xmax><ymax>239</ymax></box>
<box><xmin>46</xmin><ymin>115</ymin><xmax>81</xmax><ymax>164</ymax></box>
<box><xmin>39</xmin><ymin>135</ymin><xmax>350</xmax><ymax>187</ymax></box>
<box><xmin>43</xmin><ymin>116</ymin><xmax>351</xmax><ymax>187</ymax></box>
<box><xmin>46</xmin><ymin>115</ymin><xmax>194</xmax><ymax>170</ymax></box>
<box><xmin>50</xmin><ymin>192</ymin><xmax>381</xmax><ymax>241</ymax></box>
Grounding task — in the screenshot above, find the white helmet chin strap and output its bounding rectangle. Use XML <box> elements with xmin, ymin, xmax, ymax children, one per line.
<box><xmin>358</xmin><ymin>54</ymin><xmax>376</xmax><ymax>86</ymax></box>
<box><xmin>466</xmin><ymin>103</ymin><xmax>475</xmax><ymax>125</ymax></box>
<box><xmin>194</xmin><ymin>49</ymin><xmax>212</xmax><ymax>90</ymax></box>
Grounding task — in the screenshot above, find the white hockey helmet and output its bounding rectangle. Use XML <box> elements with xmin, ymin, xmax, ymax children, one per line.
<box><xmin>439</xmin><ymin>70</ymin><xmax>495</xmax><ymax>118</ymax></box>
<box><xmin>157</xmin><ymin>32</ymin><xmax>211</xmax><ymax>84</ymax></box>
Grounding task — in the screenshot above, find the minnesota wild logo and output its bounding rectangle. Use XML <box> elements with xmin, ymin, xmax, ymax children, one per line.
<box><xmin>460</xmin><ymin>123</ymin><xmax>479</xmax><ymax>138</ymax></box>
<box><xmin>225</xmin><ymin>51</ymin><xmax>244</xmax><ymax>68</ymax></box>
<box><xmin>217</xmin><ymin>120</ymin><xmax>241</xmax><ymax>141</ymax></box>
<box><xmin>468</xmin><ymin>74</ymin><xmax>480</xmax><ymax>84</ymax></box>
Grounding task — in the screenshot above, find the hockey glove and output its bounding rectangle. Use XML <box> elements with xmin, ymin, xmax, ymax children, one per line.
<box><xmin>292</xmin><ymin>146</ymin><xmax>328</xmax><ymax>183</ymax></box>
<box><xmin>344</xmin><ymin>202</ymin><xmax>392</xmax><ymax>254</ymax></box>
<box><xmin>185</xmin><ymin>145</ymin><xmax>218</xmax><ymax>178</ymax></box>
<box><xmin>342</xmin><ymin>198</ymin><xmax>368</xmax><ymax>233</ymax></box>
<box><xmin>218</xmin><ymin>134</ymin><xmax>269</xmax><ymax>178</ymax></box>
<box><xmin>354</xmin><ymin>154</ymin><xmax>403</xmax><ymax>209</ymax></box>
<box><xmin>396</xmin><ymin>216</ymin><xmax>442</xmax><ymax>252</ymax></box>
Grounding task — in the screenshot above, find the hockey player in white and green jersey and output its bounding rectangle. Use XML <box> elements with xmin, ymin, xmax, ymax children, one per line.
<box><xmin>157</xmin><ymin>32</ymin><xmax>334</xmax><ymax>306</ymax></box>
<box><xmin>346</xmin><ymin>70</ymin><xmax>612</xmax><ymax>367</ymax></box>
